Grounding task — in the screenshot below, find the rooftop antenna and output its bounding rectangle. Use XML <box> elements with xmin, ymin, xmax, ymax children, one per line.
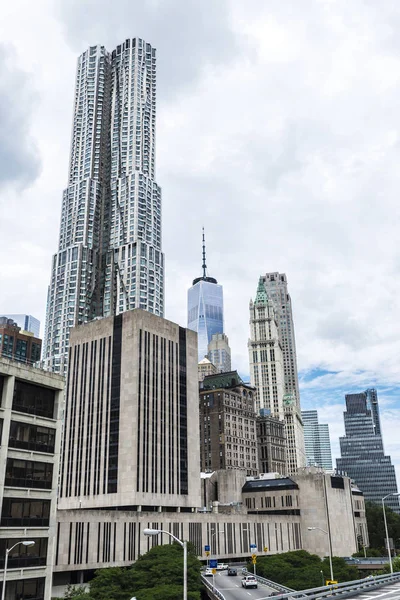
<box><xmin>202</xmin><ymin>227</ymin><xmax>207</xmax><ymax>279</ymax></box>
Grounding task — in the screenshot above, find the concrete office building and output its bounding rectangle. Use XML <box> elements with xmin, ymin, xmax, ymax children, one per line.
<box><xmin>207</xmin><ymin>333</ymin><xmax>231</xmax><ymax>373</ymax></box>
<box><xmin>53</xmin><ymin>468</ymin><xmax>366</xmax><ymax>595</ymax></box>
<box><xmin>0</xmin><ymin>318</ymin><xmax>42</xmax><ymax>366</ymax></box>
<box><xmin>302</xmin><ymin>410</ymin><xmax>333</xmax><ymax>470</ymax></box>
<box><xmin>1</xmin><ymin>315</ymin><xmax>40</xmax><ymax>338</ymax></box>
<box><xmin>58</xmin><ymin>309</ymin><xmax>200</xmax><ymax>511</ymax></box>
<box><xmin>199</xmin><ymin>371</ymin><xmax>258</xmax><ymax>475</ymax></box>
<box><xmin>0</xmin><ymin>357</ymin><xmax>64</xmax><ymax>600</ymax></box>
<box><xmin>337</xmin><ymin>390</ymin><xmax>399</xmax><ymax>513</ymax></box>
<box><xmin>44</xmin><ymin>38</ymin><xmax>164</xmax><ymax>374</ymax></box>
<box><xmin>257</xmin><ymin>410</ymin><xmax>287</xmax><ymax>475</ymax></box>
<box><xmin>188</xmin><ymin>231</ymin><xmax>224</xmax><ymax>362</ymax></box>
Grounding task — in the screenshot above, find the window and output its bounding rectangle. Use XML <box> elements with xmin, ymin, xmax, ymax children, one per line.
<box><xmin>9</xmin><ymin>422</ymin><xmax>56</xmax><ymax>454</ymax></box>
<box><xmin>5</xmin><ymin>458</ymin><xmax>53</xmax><ymax>489</ymax></box>
<box><xmin>1</xmin><ymin>498</ymin><xmax>51</xmax><ymax>527</ymax></box>
<box><xmin>0</xmin><ymin>538</ymin><xmax>48</xmax><ymax>569</ymax></box>
<box><xmin>12</xmin><ymin>380</ymin><xmax>55</xmax><ymax>419</ymax></box>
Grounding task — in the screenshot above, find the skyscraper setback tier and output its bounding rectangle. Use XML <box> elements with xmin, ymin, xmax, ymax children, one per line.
<box><xmin>44</xmin><ymin>39</ymin><xmax>164</xmax><ymax>373</ymax></box>
<box><xmin>248</xmin><ymin>277</ymin><xmax>306</xmax><ymax>474</ymax></box>
<box><xmin>336</xmin><ymin>390</ymin><xmax>399</xmax><ymax>513</ymax></box>
<box><xmin>262</xmin><ymin>272</ymin><xmax>300</xmax><ymax>409</ymax></box>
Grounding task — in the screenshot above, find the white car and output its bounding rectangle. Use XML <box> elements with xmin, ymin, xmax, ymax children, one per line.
<box><xmin>242</xmin><ymin>575</ymin><xmax>258</xmax><ymax>589</ymax></box>
<box><xmin>217</xmin><ymin>563</ymin><xmax>229</xmax><ymax>570</ymax></box>
<box><xmin>205</xmin><ymin>568</ymin><xmax>214</xmax><ymax>577</ymax></box>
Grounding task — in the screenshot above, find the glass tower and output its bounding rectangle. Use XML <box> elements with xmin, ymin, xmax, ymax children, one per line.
<box><xmin>187</xmin><ymin>231</ymin><xmax>223</xmax><ymax>362</ymax></box>
<box><xmin>336</xmin><ymin>390</ymin><xmax>399</xmax><ymax>513</ymax></box>
<box><xmin>2</xmin><ymin>314</ymin><xmax>40</xmax><ymax>338</ymax></box>
<box><xmin>301</xmin><ymin>410</ymin><xmax>333</xmax><ymax>469</ymax></box>
<box><xmin>43</xmin><ymin>39</ymin><xmax>164</xmax><ymax>373</ymax></box>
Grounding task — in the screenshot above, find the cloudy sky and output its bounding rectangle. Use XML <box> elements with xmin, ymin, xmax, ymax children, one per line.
<box><xmin>1</xmin><ymin>0</ymin><xmax>400</xmax><ymax>483</ymax></box>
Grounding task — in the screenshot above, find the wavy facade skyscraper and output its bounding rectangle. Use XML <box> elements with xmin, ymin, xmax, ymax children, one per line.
<box><xmin>44</xmin><ymin>39</ymin><xmax>164</xmax><ymax>373</ymax></box>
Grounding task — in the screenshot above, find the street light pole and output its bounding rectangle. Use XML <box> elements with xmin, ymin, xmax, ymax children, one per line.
<box><xmin>209</xmin><ymin>529</ymin><xmax>224</xmax><ymax>591</ymax></box>
<box><xmin>1</xmin><ymin>540</ymin><xmax>35</xmax><ymax>600</ymax></box>
<box><xmin>308</xmin><ymin>527</ymin><xmax>333</xmax><ymax>582</ymax></box>
<box><xmin>382</xmin><ymin>493</ymin><xmax>400</xmax><ymax>574</ymax></box>
<box><xmin>143</xmin><ymin>528</ymin><xmax>187</xmax><ymax>600</ymax></box>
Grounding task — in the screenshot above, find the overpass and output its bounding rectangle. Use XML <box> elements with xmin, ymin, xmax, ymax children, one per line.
<box><xmin>203</xmin><ymin>570</ymin><xmax>400</xmax><ymax>600</ymax></box>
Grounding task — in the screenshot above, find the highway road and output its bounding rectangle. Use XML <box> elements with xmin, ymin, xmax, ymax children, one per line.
<box><xmin>207</xmin><ymin>571</ymin><xmax>275</xmax><ymax>600</ymax></box>
<box><xmin>346</xmin><ymin>580</ymin><xmax>400</xmax><ymax>600</ymax></box>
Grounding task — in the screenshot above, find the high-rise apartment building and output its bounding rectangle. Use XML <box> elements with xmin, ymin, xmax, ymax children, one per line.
<box><xmin>0</xmin><ymin>318</ymin><xmax>42</xmax><ymax>366</ymax></box>
<box><xmin>0</xmin><ymin>357</ymin><xmax>64</xmax><ymax>600</ymax></box>
<box><xmin>249</xmin><ymin>276</ymin><xmax>306</xmax><ymax>474</ymax></box>
<box><xmin>58</xmin><ymin>309</ymin><xmax>200</xmax><ymax>510</ymax></box>
<box><xmin>44</xmin><ymin>38</ymin><xmax>164</xmax><ymax>373</ymax></box>
<box><xmin>301</xmin><ymin>410</ymin><xmax>332</xmax><ymax>470</ymax></box>
<box><xmin>207</xmin><ymin>332</ymin><xmax>231</xmax><ymax>373</ymax></box>
<box><xmin>188</xmin><ymin>231</ymin><xmax>223</xmax><ymax>362</ymax></box>
<box><xmin>1</xmin><ymin>314</ymin><xmax>40</xmax><ymax>338</ymax></box>
<box><xmin>336</xmin><ymin>390</ymin><xmax>399</xmax><ymax>513</ymax></box>
<box><xmin>199</xmin><ymin>371</ymin><xmax>258</xmax><ymax>475</ymax></box>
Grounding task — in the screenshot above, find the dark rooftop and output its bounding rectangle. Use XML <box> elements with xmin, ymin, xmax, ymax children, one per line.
<box><xmin>242</xmin><ymin>477</ymin><xmax>298</xmax><ymax>492</ymax></box>
<box><xmin>201</xmin><ymin>371</ymin><xmax>255</xmax><ymax>391</ymax></box>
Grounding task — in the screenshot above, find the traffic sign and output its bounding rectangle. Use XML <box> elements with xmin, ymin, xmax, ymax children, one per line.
<box><xmin>212</xmin><ymin>568</ymin><xmax>217</xmax><ymax>574</ymax></box>
<box><xmin>205</xmin><ymin>545</ymin><xmax>210</xmax><ymax>552</ymax></box>
<box><xmin>264</xmin><ymin>546</ymin><xmax>268</xmax><ymax>552</ymax></box>
<box><xmin>252</xmin><ymin>557</ymin><xmax>257</xmax><ymax>564</ymax></box>
<box><xmin>251</xmin><ymin>553</ymin><xmax>257</xmax><ymax>559</ymax></box>
<box><xmin>209</xmin><ymin>559</ymin><xmax>218</xmax><ymax>569</ymax></box>
<box><xmin>326</xmin><ymin>580</ymin><xmax>338</xmax><ymax>586</ymax></box>
<box><xmin>250</xmin><ymin>543</ymin><xmax>257</xmax><ymax>549</ymax></box>
<box><xmin>205</xmin><ymin>551</ymin><xmax>210</xmax><ymax>557</ymax></box>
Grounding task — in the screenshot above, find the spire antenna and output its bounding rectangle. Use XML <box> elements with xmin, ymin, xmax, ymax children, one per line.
<box><xmin>202</xmin><ymin>227</ymin><xmax>207</xmax><ymax>279</ymax></box>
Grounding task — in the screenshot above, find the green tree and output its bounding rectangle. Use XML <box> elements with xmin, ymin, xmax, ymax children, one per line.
<box><xmin>82</xmin><ymin>541</ymin><xmax>202</xmax><ymax>600</ymax></box>
<box><xmin>364</xmin><ymin>501</ymin><xmax>400</xmax><ymax>552</ymax></box>
<box><xmin>353</xmin><ymin>548</ymin><xmax>382</xmax><ymax>557</ymax></box>
<box><xmin>250</xmin><ymin>550</ymin><xmax>358</xmax><ymax>590</ymax></box>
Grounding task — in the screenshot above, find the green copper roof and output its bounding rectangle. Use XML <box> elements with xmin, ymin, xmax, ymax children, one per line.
<box><xmin>254</xmin><ymin>277</ymin><xmax>268</xmax><ymax>305</ymax></box>
<box><xmin>201</xmin><ymin>370</ymin><xmax>246</xmax><ymax>390</ymax></box>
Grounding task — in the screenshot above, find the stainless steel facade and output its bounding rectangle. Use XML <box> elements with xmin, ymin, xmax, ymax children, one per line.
<box><xmin>44</xmin><ymin>39</ymin><xmax>164</xmax><ymax>374</ymax></box>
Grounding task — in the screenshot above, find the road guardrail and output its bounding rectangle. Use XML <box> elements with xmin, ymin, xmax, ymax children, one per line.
<box><xmin>201</xmin><ymin>574</ymin><xmax>226</xmax><ymax>600</ymax></box>
<box><xmin>246</xmin><ymin>572</ymin><xmax>400</xmax><ymax>600</ymax></box>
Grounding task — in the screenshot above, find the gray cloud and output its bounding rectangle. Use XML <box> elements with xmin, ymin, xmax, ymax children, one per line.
<box><xmin>0</xmin><ymin>44</ymin><xmax>41</xmax><ymax>191</ymax></box>
<box><xmin>54</xmin><ymin>0</ymin><xmax>246</xmax><ymax>98</ymax></box>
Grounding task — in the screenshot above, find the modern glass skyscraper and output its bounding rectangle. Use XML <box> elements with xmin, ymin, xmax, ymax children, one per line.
<box><xmin>187</xmin><ymin>231</ymin><xmax>223</xmax><ymax>361</ymax></box>
<box><xmin>2</xmin><ymin>314</ymin><xmax>40</xmax><ymax>338</ymax></box>
<box><xmin>301</xmin><ymin>410</ymin><xmax>333</xmax><ymax>470</ymax></box>
<box><xmin>44</xmin><ymin>39</ymin><xmax>164</xmax><ymax>373</ymax></box>
<box><xmin>336</xmin><ymin>390</ymin><xmax>399</xmax><ymax>513</ymax></box>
